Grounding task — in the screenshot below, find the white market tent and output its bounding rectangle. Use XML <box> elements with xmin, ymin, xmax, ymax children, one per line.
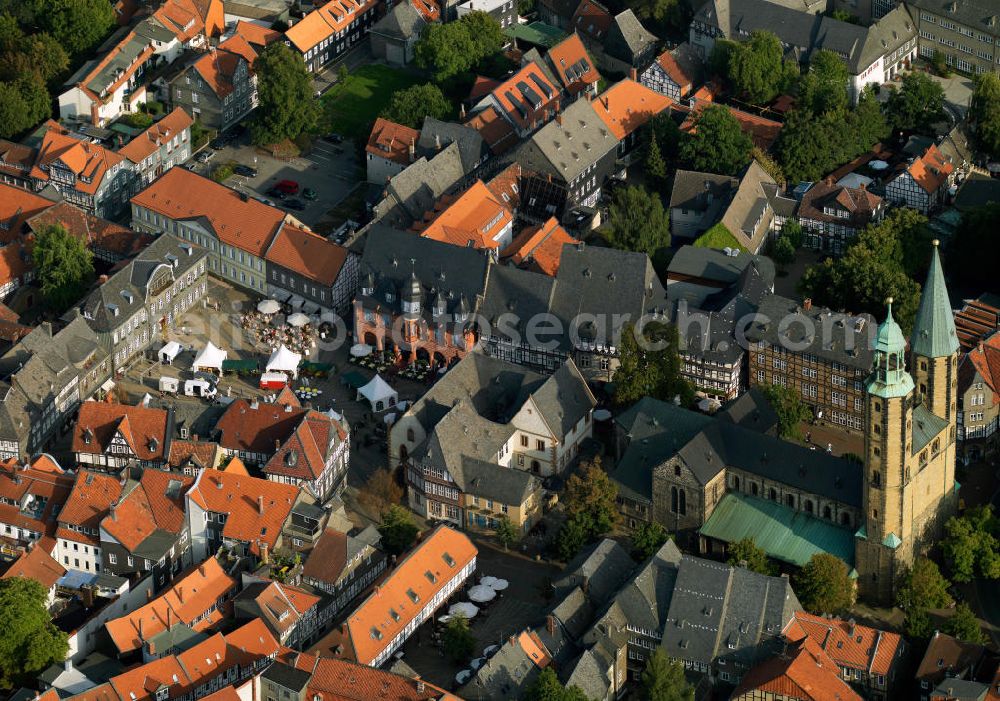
<box><xmin>158</xmin><ymin>341</ymin><xmax>182</xmax><ymax>364</ymax></box>
<box><xmin>257</xmin><ymin>299</ymin><xmax>280</xmax><ymax>314</ymax></box>
<box><xmin>266</xmin><ymin>345</ymin><xmax>302</xmax><ymax>378</ymax></box>
<box><xmin>357</xmin><ymin>374</ymin><xmax>397</xmax><ymax>412</ymax></box>
<box><xmin>192</xmin><ymin>342</ymin><xmax>227</xmax><ymax>371</ymax></box>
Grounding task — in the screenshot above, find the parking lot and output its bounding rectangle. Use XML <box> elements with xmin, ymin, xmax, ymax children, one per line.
<box><xmin>188</xmin><ymin>134</ymin><xmax>361</xmax><ymax>230</ymax></box>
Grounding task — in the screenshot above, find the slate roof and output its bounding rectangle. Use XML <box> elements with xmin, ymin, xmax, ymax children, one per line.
<box><xmin>954</xmin><ymin>172</ymin><xmax>1000</xmax><ymax>212</ymax></box>
<box><xmin>666</xmin><ymin>246</ymin><xmax>775</xmax><ymax>293</ymax></box>
<box><xmin>460</xmin><ymin>630</ymin><xmax>551</xmax><ymax>700</ymax></box>
<box><xmin>603</xmin><ymin>10</ymin><xmax>657</xmax><ymax>65</ymax></box>
<box><xmin>417</xmin><ymin>118</ymin><xmax>488</xmax><ymax>174</ymax></box>
<box><xmin>554</xmin><ymin>539</ymin><xmax>635</xmax><ymax>606</ymax></box>
<box><xmin>516</xmin><ymin>98</ymin><xmax>619</xmax><ymax>184</ymax></box>
<box><xmin>745</xmin><ymin>293</ymin><xmax>875</xmax><ymax>370</ymax></box>
<box><xmin>370</xmin><ymin>0</ymin><xmax>425</xmax><ymax>40</ymax></box>
<box><xmin>669</xmin><ymin>170</ymin><xmax>735</xmax><ymax>212</ymax></box>
<box><xmin>374</xmin><ymin>142</ymin><xmax>467</xmax><ymax>227</ymax></box>
<box><xmin>911</xmin><ymin>244</ymin><xmax>959</xmax><ymax>358</ymax></box>
<box><xmin>908</xmin><ymin>0</ymin><xmax>1000</xmax><ymax>38</ymax></box>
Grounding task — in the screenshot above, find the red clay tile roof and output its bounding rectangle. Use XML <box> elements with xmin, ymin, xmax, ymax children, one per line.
<box><xmin>681</xmin><ymin>100</ymin><xmax>783</xmax><ymax>151</ymax></box>
<box><xmin>915</xmin><ymin>631</ymin><xmax>989</xmax><ymax>688</ymax></box>
<box><xmin>101</xmin><ymin>470</ymin><xmax>193</xmax><ymax>550</ymax></box>
<box><xmin>186</xmin><ymin>468</ymin><xmax>299</xmax><ymax>555</ymax></box>
<box><xmin>295</xmin><ymin>653</ymin><xmax>457</xmax><ymax>701</ymax></box>
<box><xmin>653</xmin><ymin>47</ymin><xmax>699</xmax><ymax>97</ymax></box>
<box><xmin>263</xmin><ymin>409</ymin><xmax>345</xmax><ymax>482</ymax></box>
<box><xmin>0</xmin><ymin>240</ymin><xmax>31</xmax><ymax>292</ymax></box>
<box><xmin>964</xmin><ymin>332</ymin><xmax>1000</xmax><ymax>405</ymax></box>
<box><xmin>410</xmin><ymin>0</ymin><xmax>440</xmax><ymax>21</ymax></box>
<box><xmin>0</xmin><ymin>182</ymin><xmax>53</xmax><ymax>243</ymax></box>
<box><xmin>798</xmin><ymin>180</ymin><xmax>883</xmax><ymax>230</ymax></box>
<box><xmin>27</xmin><ymin>201</ymin><xmax>152</xmax><ymax>259</ymax></box>
<box><xmin>190</xmin><ymin>35</ymin><xmax>258</xmax><ymax>99</ymax></box>
<box><xmin>31</xmin><ymin>123</ymin><xmax>125</xmax><ymax>195</ymax></box>
<box><xmin>1</xmin><ymin>545</ymin><xmax>66</xmax><ymax>588</ymax></box>
<box><xmin>734</xmin><ymin>636</ymin><xmax>862</xmax><ymax>701</ymax></box>
<box><xmin>571</xmin><ymin>0</ymin><xmax>612</xmax><ymax>40</ymax></box>
<box><xmin>486</xmin><ymin>162</ymin><xmax>523</xmax><ymax>209</ymax></box>
<box><xmin>105</xmin><ymin>557</ymin><xmax>237</xmax><ymax>654</ymax></box>
<box><xmin>906</xmin><ymin>143</ymin><xmax>955</xmax><ymax>194</ymax></box>
<box><xmin>265</xmin><ymin>224</ymin><xmax>348</xmax><ymax>286</ymax></box>
<box><xmin>591</xmin><ymin>78</ymin><xmax>672</xmax><ymax>140</ymax></box>
<box><xmin>955</xmin><ymin>299</ymin><xmax>1000</xmax><ymax>352</ymax></box>
<box><xmin>108</xmin><ymin>655</ymin><xmax>188</xmax><ymax>701</ymax></box>
<box><xmin>489</xmin><ymin>62</ymin><xmax>561</xmax><ymax>132</ymax></box>
<box><xmin>119</xmin><ymin>107</ymin><xmax>194</xmax><ymax>164</ymax></box>
<box><xmin>469</xmin><ymin>75</ymin><xmax>502</xmax><ymax>102</ymax></box>
<box><xmin>467</xmin><ymin>105</ymin><xmax>518</xmax><ymax>155</ymax></box>
<box><xmin>301</xmin><ymin>528</ymin><xmax>348</xmax><ymax>584</ymax></box>
<box><xmin>0</xmin><ymin>140</ymin><xmax>37</xmax><ymax>179</ymax></box>
<box><xmin>286</xmin><ymin>0</ymin><xmax>379</xmax><ymax>53</ymax></box>
<box><xmin>502</xmin><ymin>217</ymin><xmax>575</xmax><ymax>276</ymax></box>
<box><xmin>340</xmin><ymin>526</ymin><xmax>477</xmax><ymax>665</ymax></box>
<box><xmin>216</xmin><ymin>398</ymin><xmax>306</xmax><ymax>454</ymax></box>
<box><xmin>0</xmin><ymin>462</ymin><xmax>74</xmax><ymax>540</ymax></box>
<box><xmin>366</xmin><ymin>118</ymin><xmax>420</xmax><ymax>169</ymax></box>
<box><xmin>234</xmin><ymin>20</ymin><xmax>283</xmax><ymax>50</ymax></box>
<box><xmin>787</xmin><ymin>611</ymin><xmax>904</xmax><ymax>678</ymax></box>
<box><xmin>131</xmin><ymin>167</ymin><xmax>285</xmax><ymax>257</ymax></box>
<box><xmin>166</xmin><ymin>439</ymin><xmax>220</xmax><ymax>470</ymax></box>
<box><xmin>58</xmin><ymin>470</ymin><xmax>124</xmax><ymax>538</ymax></box>
<box><xmin>247</xmin><ymin>581</ymin><xmax>321</xmax><ymax>637</ymax></box>
<box><xmin>547</xmin><ymin>33</ymin><xmax>600</xmax><ymax>94</ymax></box>
<box><xmin>411</xmin><ymin>180</ymin><xmax>513</xmax><ymax>250</ymax></box>
<box><xmin>72</xmin><ymin>401</ymin><xmax>170</xmax><ymax>462</ymax></box>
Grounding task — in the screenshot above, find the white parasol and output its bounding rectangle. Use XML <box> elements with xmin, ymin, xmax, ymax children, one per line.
<box><xmin>287</xmin><ymin>312</ymin><xmax>310</xmax><ymax>327</ymax></box>
<box><xmin>455</xmin><ymin>670</ymin><xmax>472</xmax><ymax>685</ymax></box>
<box><xmin>480</xmin><ymin>576</ymin><xmax>499</xmax><ymax>587</ymax></box>
<box><xmin>350</xmin><ymin>343</ymin><xmax>373</xmax><ymax>358</ymax></box>
<box><xmin>593</xmin><ymin>408</ymin><xmax>612</xmax><ymax>421</ymax></box>
<box><xmin>257</xmin><ymin>299</ymin><xmax>280</xmax><ymax>314</ymax></box>
<box><xmin>468</xmin><ymin>585</ymin><xmax>497</xmax><ymax>603</ymax></box>
<box><xmin>483</xmin><ymin>644</ymin><xmax>500</xmax><ymax>657</ymax></box>
<box><xmin>449</xmin><ymin>602</ymin><xmax>479</xmax><ymax>618</ymax></box>
<box><xmin>490</xmin><ymin>578</ymin><xmax>509</xmax><ymax>591</ymax></box>
<box><xmin>471</xmin><ymin>657</ymin><xmax>486</xmax><ymax>670</ymax></box>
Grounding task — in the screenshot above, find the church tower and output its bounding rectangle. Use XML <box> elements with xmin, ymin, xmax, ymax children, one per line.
<box><xmin>856</xmin><ymin>245</ymin><xmax>959</xmax><ymax>604</ymax></box>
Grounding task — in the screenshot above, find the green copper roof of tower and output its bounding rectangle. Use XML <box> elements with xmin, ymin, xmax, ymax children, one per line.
<box><xmin>867</xmin><ymin>301</ymin><xmax>915</xmax><ymax>399</ymax></box>
<box><xmin>911</xmin><ymin>243</ymin><xmax>959</xmax><ymax>358</ymax></box>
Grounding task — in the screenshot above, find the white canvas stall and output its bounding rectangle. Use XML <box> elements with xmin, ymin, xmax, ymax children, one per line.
<box><xmin>192</xmin><ymin>342</ymin><xmax>227</xmax><ymax>371</ymax></box>
<box><xmin>357</xmin><ymin>374</ymin><xmax>398</xmax><ymax>412</ymax></box>
<box><xmin>265</xmin><ymin>345</ymin><xmax>301</xmax><ymax>377</ymax></box>
<box><xmin>159</xmin><ymin>341</ymin><xmax>182</xmax><ymax>364</ymax></box>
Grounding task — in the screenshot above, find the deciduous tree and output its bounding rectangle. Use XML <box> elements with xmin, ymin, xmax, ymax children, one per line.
<box><xmin>0</xmin><ymin>577</ymin><xmax>69</xmax><ymax>688</ymax></box>
<box><xmin>443</xmin><ymin>614</ymin><xmax>476</xmax><ymax>663</ymax></box>
<box><xmin>798</xmin><ymin>49</ymin><xmax>849</xmax><ymax>115</ymax></box>
<box><xmin>642</xmin><ymin>649</ymin><xmax>694</xmax><ymax>701</ymax></box>
<box><xmin>496</xmin><ymin>516</ymin><xmax>519</xmax><ymax>550</ymax></box>
<box><xmin>415</xmin><ymin>12</ymin><xmax>502</xmax><ymax>82</ymax></box>
<box><xmin>358</xmin><ymin>468</ymin><xmax>403</xmax><ymax>517</ymax></box>
<box><xmin>381</xmin><ymin>83</ymin><xmax>451</xmax><ymax>128</ymax></box>
<box><xmin>613</xmin><ymin>322</ymin><xmax>693</xmax><ymax>407</ymax></box>
<box><xmin>378</xmin><ymin>504</ymin><xmax>420</xmax><ymax>557</ymax></box>
<box><xmin>631</xmin><ymin>521</ymin><xmax>669</xmax><ymax>561</ymax></box>
<box><xmin>946</xmin><ymin>602</ymin><xmax>985</xmax><ymax>644</ymax></box>
<box><xmin>970</xmin><ymin>72</ymin><xmax>1000</xmax><ymax>159</ymax></box>
<box><xmin>762</xmin><ymin>383</ymin><xmax>810</xmax><ymax>440</ymax></box>
<box><xmin>646</xmin><ymin>132</ymin><xmax>667</xmax><ymax>184</ymax></box>
<box><xmin>33</xmin><ymin>222</ymin><xmax>94</xmax><ymax>313</ymax></box>
<box><xmin>555</xmin><ymin>513</ymin><xmax>592</xmax><ymax>561</ymax></box>
<box><xmin>604</xmin><ymin>185</ymin><xmax>670</xmax><ymax>257</ymax></box>
<box><xmin>680</xmin><ymin>105</ymin><xmax>752</xmax><ymax>176</ymax></box>
<box><xmin>727</xmin><ymin>537</ymin><xmax>775</xmax><ymax>575</ymax></box>
<box><xmin>525</xmin><ymin>668</ymin><xmax>589</xmax><ymax>701</ymax></box>
<box><xmin>39</xmin><ymin>0</ymin><xmax>114</xmax><ymax>56</ymax></box>
<box><xmin>564</xmin><ymin>458</ymin><xmax>619</xmax><ymax>537</ymax></box>
<box><xmin>884</xmin><ymin>72</ymin><xmax>946</xmax><ymax>134</ymax></box>
<box><xmin>727</xmin><ymin>31</ymin><xmax>785</xmax><ymax>104</ymax></box>
<box><xmin>252</xmin><ymin>43</ymin><xmax>320</xmax><ymax>145</ymax></box>
<box><xmin>942</xmin><ymin>505</ymin><xmax>1000</xmax><ymax>583</ymax></box>
<box><xmin>897</xmin><ymin>557</ymin><xmax>953</xmax><ymax>638</ymax></box>
<box><xmin>795</xmin><ymin>553</ymin><xmax>854</xmax><ymax>614</ymax></box>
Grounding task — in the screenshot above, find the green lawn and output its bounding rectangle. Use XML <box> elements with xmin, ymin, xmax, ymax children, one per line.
<box><xmin>693</xmin><ymin>222</ymin><xmax>746</xmax><ymax>252</ymax></box>
<box><xmin>321</xmin><ymin>65</ymin><xmax>423</xmax><ymax>139</ymax></box>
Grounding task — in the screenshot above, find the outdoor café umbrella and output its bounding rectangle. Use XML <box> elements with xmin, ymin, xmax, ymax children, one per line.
<box><xmin>257</xmin><ymin>299</ymin><xmax>280</xmax><ymax>314</ymax></box>
<box><xmin>287</xmin><ymin>312</ymin><xmax>310</xmax><ymax>327</ymax></box>
<box><xmin>471</xmin><ymin>658</ymin><xmax>486</xmax><ymax>671</ymax></box>
<box><xmin>480</xmin><ymin>576</ymin><xmax>499</xmax><ymax>588</ymax></box>
<box><xmin>468</xmin><ymin>585</ymin><xmax>497</xmax><ymax>603</ymax></box>
<box><xmin>449</xmin><ymin>602</ymin><xmax>479</xmax><ymax>618</ymax></box>
<box><xmin>350</xmin><ymin>343</ymin><xmax>373</xmax><ymax>358</ymax></box>
<box><xmin>489</xmin><ymin>579</ymin><xmax>509</xmax><ymax>591</ymax></box>
<box><xmin>455</xmin><ymin>670</ymin><xmax>472</xmax><ymax>686</ymax></box>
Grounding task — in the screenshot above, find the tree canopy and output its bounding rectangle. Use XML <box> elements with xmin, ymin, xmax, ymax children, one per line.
<box><xmin>0</xmin><ymin>577</ymin><xmax>69</xmax><ymax>688</ymax></box>
<box><xmin>604</xmin><ymin>185</ymin><xmax>671</xmax><ymax>258</ymax></box>
<box><xmin>415</xmin><ymin>12</ymin><xmax>503</xmax><ymax>82</ymax></box>
<box><xmin>970</xmin><ymin>72</ymin><xmax>1000</xmax><ymax>159</ymax></box>
<box><xmin>631</xmin><ymin>521</ymin><xmax>669</xmax><ymax>561</ymax></box>
<box><xmin>358</xmin><ymin>468</ymin><xmax>403</xmax><ymax>517</ymax></box>
<box><xmin>727</xmin><ymin>537</ymin><xmax>776</xmax><ymax>575</ymax></box>
<box><xmin>443</xmin><ymin>614</ymin><xmax>476</xmax><ymax>663</ymax></box>
<box><xmin>726</xmin><ymin>31</ymin><xmax>796</xmax><ymax>104</ymax></box>
<box><xmin>946</xmin><ymin>602</ymin><xmax>985</xmax><ymax>645</ymax></box>
<box><xmin>798</xmin><ymin>208</ymin><xmax>929</xmax><ymax>335</ymax></box>
<box><xmin>795</xmin><ymin>553</ymin><xmax>854</xmax><ymax>614</ymax></box>
<box><xmin>556</xmin><ymin>458</ymin><xmax>619</xmax><ymax>561</ymax></box>
<box><xmin>798</xmin><ymin>49</ymin><xmax>849</xmax><ymax>115</ymax></box>
<box><xmin>642</xmin><ymin>649</ymin><xmax>694</xmax><ymax>701</ymax></box>
<box><xmin>0</xmin><ymin>76</ymin><xmax>50</xmax><ymax>138</ymax></box>
<box><xmin>525</xmin><ymin>668</ymin><xmax>589</xmax><ymax>701</ymax></box>
<box><xmin>381</xmin><ymin>83</ymin><xmax>451</xmax><ymax>128</ymax></box>
<box><xmin>761</xmin><ymin>383</ymin><xmax>811</xmax><ymax>440</ymax></box>
<box><xmin>378</xmin><ymin>504</ymin><xmax>420</xmax><ymax>557</ymax></box>
<box><xmin>252</xmin><ymin>43</ymin><xmax>320</xmax><ymax>146</ymax></box>
<box><xmin>884</xmin><ymin>72</ymin><xmax>946</xmax><ymax>134</ymax></box>
<box><xmin>896</xmin><ymin>557</ymin><xmax>954</xmax><ymax>639</ymax></box>
<box><xmin>613</xmin><ymin>322</ymin><xmax>693</xmax><ymax>407</ymax></box>
<box><xmin>34</xmin><ymin>223</ymin><xmax>94</xmax><ymax>314</ymax></box>
<box><xmin>941</xmin><ymin>505</ymin><xmax>1000</xmax><ymax>583</ymax></box>
<box><xmin>680</xmin><ymin>105</ymin><xmax>752</xmax><ymax>176</ymax></box>
<box><xmin>496</xmin><ymin>516</ymin><xmax>520</xmax><ymax>550</ymax></box>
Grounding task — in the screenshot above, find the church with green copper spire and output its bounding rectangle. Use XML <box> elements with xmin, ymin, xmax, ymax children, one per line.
<box><xmin>855</xmin><ymin>240</ymin><xmax>959</xmax><ymax>604</ymax></box>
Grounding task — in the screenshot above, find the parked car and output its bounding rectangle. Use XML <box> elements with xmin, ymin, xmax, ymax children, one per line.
<box><xmin>274</xmin><ymin>179</ymin><xmax>299</xmax><ymax>195</ymax></box>
<box><xmin>303</xmin><ymin>187</ymin><xmax>317</xmax><ymax>201</ymax></box>
<box><xmin>195</xmin><ymin>150</ymin><xmax>215</xmax><ymax>164</ymax></box>
<box><xmin>210</xmin><ymin>136</ymin><xmax>227</xmax><ymax>150</ymax></box>
<box><xmin>324</xmin><ymin>133</ymin><xmax>343</xmax><ymax>144</ymax></box>
<box><xmin>284</xmin><ymin>198</ymin><xmax>306</xmax><ymax>211</ymax></box>
<box><xmin>266</xmin><ymin>188</ymin><xmax>287</xmax><ymax>200</ymax></box>
<box><xmin>234</xmin><ymin>164</ymin><xmax>258</xmax><ymax>178</ymax></box>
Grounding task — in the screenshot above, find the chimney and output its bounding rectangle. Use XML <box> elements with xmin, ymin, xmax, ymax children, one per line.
<box><xmin>176</xmin><ymin>586</ymin><xmax>183</xmax><ymax>603</ymax></box>
<box><xmin>554</xmin><ymin>98</ymin><xmax>561</xmax><ymax>114</ymax></box>
<box><xmin>629</xmin><ymin>67</ymin><xmax>637</xmax><ymax>81</ymax></box>
<box><xmin>258</xmin><ymin>495</ymin><xmax>265</xmax><ymax>513</ymax></box>
<box><xmin>275</xmin><ymin>438</ymin><xmax>281</xmax><ymax>452</ymax></box>
<box><xmin>199</xmin><ymin>562</ymin><xmax>205</xmax><ymax>577</ymax></box>
<box><xmin>139</xmin><ymin>617</ymin><xmax>145</xmax><ymax>641</ymax></box>
<box><xmin>260</xmin><ymin>541</ymin><xmax>270</xmax><ymax>564</ymax></box>
<box><xmin>803</xmin><ymin>298</ymin><xmax>812</xmax><ymax>311</ymax></box>
<box><xmin>546</xmin><ymin>614</ymin><xmax>556</xmax><ymax>635</ymax></box>
<box><xmin>848</xmin><ymin>618</ymin><xmax>856</xmax><ymax>636</ymax></box>
<box><xmin>408</xmin><ymin>137</ymin><xmax>415</xmax><ymax>162</ymax></box>
<box><xmin>98</xmin><ymin>274</ymin><xmax>109</xmax><ymax>285</ymax></box>
<box><xmin>460</xmin><ymin>103</ymin><xmax>466</xmax><ymax>119</ymax></box>
<box><xmin>415</xmin><ymin>681</ymin><xmax>425</xmax><ymax>693</ymax></box>
<box><xmin>435</xmin><ymin>133</ymin><xmax>441</xmax><ymax>151</ymax></box>
<box><xmin>556</xmin><ymin>112</ymin><xmax>562</xmax><ymax>126</ymax></box>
